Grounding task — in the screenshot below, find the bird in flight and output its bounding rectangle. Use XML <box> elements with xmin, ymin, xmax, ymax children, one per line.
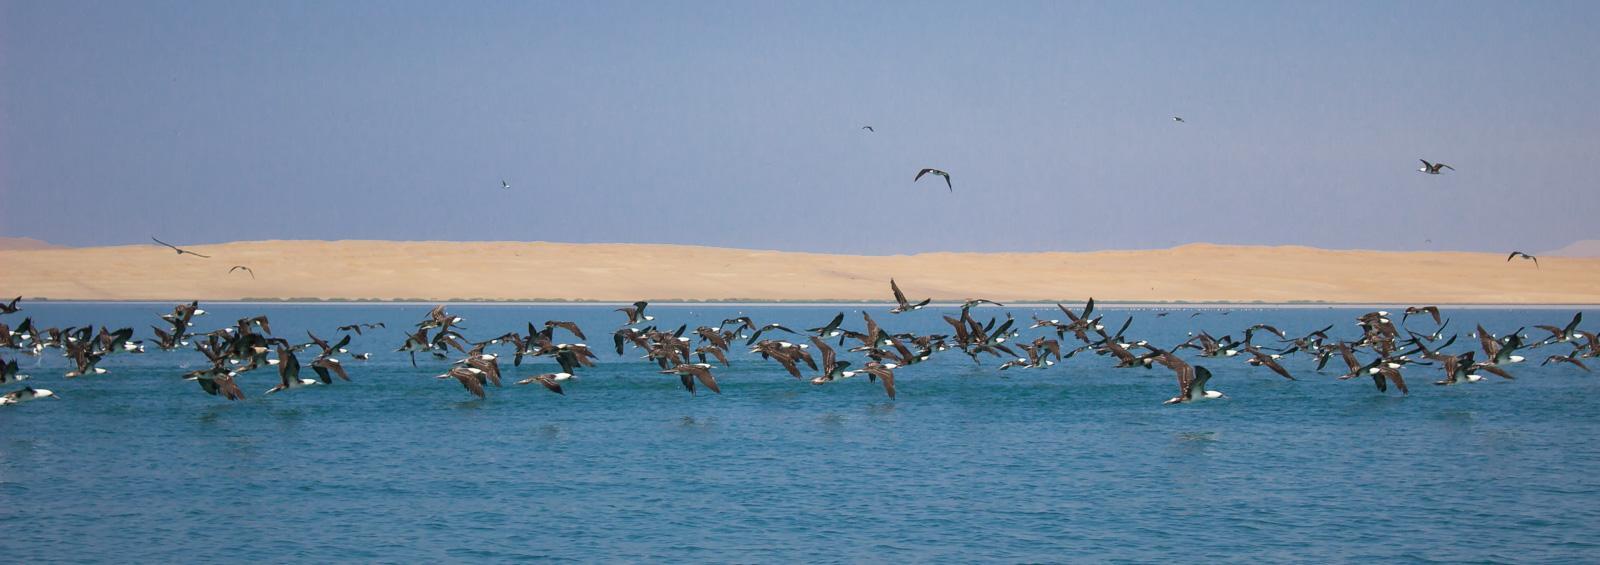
<box><xmin>1172</xmin><ymin>116</ymin><xmax>1185</xmax><ymax>123</ymax></box>
<box><xmin>1418</xmin><ymin>160</ymin><xmax>1454</xmax><ymax>175</ymax></box>
<box><xmin>501</xmin><ymin>179</ymin><xmax>511</xmax><ymax>190</ymax></box>
<box><xmin>229</xmin><ymin>266</ymin><xmax>255</xmax><ymax>279</ymax></box>
<box><xmin>915</xmin><ymin>168</ymin><xmax>952</xmax><ymax>192</ymax></box>
<box><xmin>1507</xmin><ymin>251</ymin><xmax>1539</xmax><ymax>268</ymax></box>
<box><xmin>861</xmin><ymin>126</ymin><xmax>874</xmax><ymax>132</ymax></box>
<box><xmin>151</xmin><ymin>237</ymin><xmax>211</xmax><ymax>258</ymax></box>
<box><xmin>889</xmin><ymin>279</ymin><xmax>931</xmax><ymax>314</ymax></box>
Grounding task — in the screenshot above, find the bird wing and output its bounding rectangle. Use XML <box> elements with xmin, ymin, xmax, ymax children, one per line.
<box><xmin>313</xmin><ymin>357</ymin><xmax>349</xmax><ymax>381</ymax></box>
<box><xmin>701</xmin><ymin>346</ymin><xmax>730</xmax><ymax>366</ymax></box>
<box><xmin>867</xmin><ymin>365</ymin><xmax>896</xmax><ymax>399</ymax></box>
<box><xmin>558</xmin><ymin>321</ymin><xmax>588</xmax><ymax>340</ymax></box>
<box><xmin>1380</xmin><ymin>367</ymin><xmax>1409</xmax><ymax>394</ymax></box>
<box><xmin>915</xmin><ymin>168</ymin><xmax>933</xmax><ymax>182</ymax></box>
<box><xmin>1260</xmin><ymin>355</ymin><xmax>1295</xmax><ymax>380</ymax></box>
<box><xmin>685</xmin><ymin>365</ymin><xmax>721</xmax><ymax>394</ymax></box>
<box><xmin>890</xmin><ymin>279</ymin><xmax>909</xmax><ymax>307</ymax></box>
<box><xmin>451</xmin><ymin>368</ymin><xmax>487</xmax><ymax>398</ymax></box>
<box><xmin>1475</xmin><ymin>363</ymin><xmax>1515</xmax><ymax>380</ymax></box>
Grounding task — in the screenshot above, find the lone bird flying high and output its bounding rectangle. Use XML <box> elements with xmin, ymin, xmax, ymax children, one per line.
<box><xmin>1418</xmin><ymin>159</ymin><xmax>1454</xmax><ymax>175</ymax></box>
<box><xmin>915</xmin><ymin>168</ymin><xmax>953</xmax><ymax>192</ymax></box>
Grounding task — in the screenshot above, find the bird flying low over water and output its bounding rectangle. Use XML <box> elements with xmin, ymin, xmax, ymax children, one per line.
<box><xmin>516</xmin><ymin>372</ymin><xmax>573</xmax><ymax>395</ymax></box>
<box><xmin>1164</xmin><ymin>365</ymin><xmax>1220</xmax><ymax>405</ymax></box>
<box><xmin>1403</xmin><ymin>306</ymin><xmax>1442</xmax><ymax>326</ymax></box>
<box><xmin>0</xmin><ymin>386</ymin><xmax>57</xmax><ymax>406</ymax></box>
<box><xmin>0</xmin><ymin>297</ymin><xmax>20</xmax><ymax>315</ymax></box>
<box><xmin>662</xmin><ymin>363</ymin><xmax>721</xmax><ymax>395</ymax></box>
<box><xmin>915</xmin><ymin>168</ymin><xmax>952</xmax><ymax>192</ymax></box>
<box><xmin>617</xmin><ymin>301</ymin><xmax>654</xmax><ymax>326</ymax></box>
<box><xmin>1543</xmin><ymin>355</ymin><xmax>1590</xmax><ymax>372</ymax></box>
<box><xmin>1418</xmin><ymin>159</ymin><xmax>1454</xmax><ymax>174</ymax></box>
<box><xmin>1507</xmin><ymin>251</ymin><xmax>1539</xmax><ymax>268</ymax></box>
<box><xmin>336</xmin><ymin>322</ymin><xmax>385</xmax><ymax>335</ymax></box>
<box><xmin>151</xmin><ymin>237</ymin><xmax>211</xmax><ymax>258</ymax></box>
<box><xmin>889</xmin><ymin>279</ymin><xmax>931</xmax><ymax>314</ymax></box>
<box><xmin>229</xmin><ymin>266</ymin><xmax>255</xmax><ymax>279</ymax></box>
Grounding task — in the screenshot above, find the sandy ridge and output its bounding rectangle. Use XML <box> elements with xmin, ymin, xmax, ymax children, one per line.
<box><xmin>2</xmin><ymin>240</ymin><xmax>1596</xmax><ymax>304</ymax></box>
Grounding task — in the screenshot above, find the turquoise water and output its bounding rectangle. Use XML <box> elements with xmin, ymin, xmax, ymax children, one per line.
<box><xmin>3</xmin><ymin>303</ymin><xmax>1598</xmax><ymax>562</ymax></box>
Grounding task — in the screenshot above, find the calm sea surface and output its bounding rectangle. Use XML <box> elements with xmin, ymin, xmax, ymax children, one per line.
<box><xmin>3</xmin><ymin>303</ymin><xmax>1598</xmax><ymax>562</ymax></box>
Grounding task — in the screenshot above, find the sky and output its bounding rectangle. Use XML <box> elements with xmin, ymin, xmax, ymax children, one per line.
<box><xmin>1</xmin><ymin>0</ymin><xmax>1597</xmax><ymax>254</ymax></box>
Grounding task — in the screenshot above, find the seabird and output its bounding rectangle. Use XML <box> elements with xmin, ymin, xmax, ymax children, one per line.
<box><xmin>1542</xmin><ymin>355</ymin><xmax>1590</xmax><ymax>372</ymax></box>
<box><xmin>861</xmin><ymin>126</ymin><xmax>874</xmax><ymax>132</ymax></box>
<box><xmin>1243</xmin><ymin>346</ymin><xmax>1296</xmax><ymax>380</ymax></box>
<box><xmin>1172</xmin><ymin>116</ymin><xmax>1185</xmax><ymax>123</ymax></box>
<box><xmin>0</xmin><ymin>386</ymin><xmax>57</xmax><ymax>406</ymax></box>
<box><xmin>1507</xmin><ymin>251</ymin><xmax>1539</xmax><ymax>268</ymax></box>
<box><xmin>744</xmin><ymin>323</ymin><xmax>799</xmax><ymax>346</ymax></box>
<box><xmin>616</xmin><ymin>301</ymin><xmax>654</xmax><ymax>326</ymax></box>
<box><xmin>1534</xmin><ymin>312</ymin><xmax>1583</xmax><ymax>345</ymax></box>
<box><xmin>501</xmin><ymin>179</ymin><xmax>511</xmax><ymax>190</ymax></box>
<box><xmin>841</xmin><ymin>361</ymin><xmax>897</xmax><ymax>399</ymax></box>
<box><xmin>1402</xmin><ymin>306</ymin><xmax>1442</xmax><ymax>326</ymax></box>
<box><xmin>439</xmin><ymin>367</ymin><xmax>490</xmax><ymax>399</ymax></box>
<box><xmin>0</xmin><ymin>297</ymin><xmax>20</xmax><ymax>315</ymax></box>
<box><xmin>544</xmin><ymin>320</ymin><xmax>588</xmax><ymax>341</ymax></box>
<box><xmin>335</xmin><ymin>322</ymin><xmax>385</xmax><ymax>335</ymax></box>
<box><xmin>229</xmin><ymin>265</ymin><xmax>255</xmax><ymax>279</ymax></box>
<box><xmin>914</xmin><ymin>168</ymin><xmax>953</xmax><ymax>192</ymax></box>
<box><xmin>1163</xmin><ymin>365</ymin><xmax>1221</xmax><ymax>405</ymax></box>
<box><xmin>1418</xmin><ymin>160</ymin><xmax>1454</xmax><ymax>175</ymax></box>
<box><xmin>1</xmin><ymin>357</ymin><xmax>29</xmax><ymax>384</ymax></box>
<box><xmin>1433</xmin><ymin>351</ymin><xmax>1509</xmax><ymax>385</ymax></box>
<box><xmin>888</xmin><ymin>279</ymin><xmax>931</xmax><ymax>314</ymax></box>
<box><xmin>807</xmin><ymin>336</ymin><xmax>852</xmax><ymax>384</ymax></box>
<box><xmin>805</xmin><ymin>312</ymin><xmax>846</xmax><ymax>338</ymax></box>
<box><xmin>151</xmin><ymin>237</ymin><xmax>211</xmax><ymax>258</ymax></box>
<box><xmin>661</xmin><ymin>363</ymin><xmax>720</xmax><ymax>395</ymax></box>
<box><xmin>265</xmin><ymin>346</ymin><xmax>320</xmax><ymax>394</ymax></box>
<box><xmin>515</xmin><ymin>372</ymin><xmax>572</xmax><ymax>395</ymax></box>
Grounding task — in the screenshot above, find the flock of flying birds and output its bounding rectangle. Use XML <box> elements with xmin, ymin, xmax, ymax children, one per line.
<box><xmin>1</xmin><ymin>284</ymin><xmax>1594</xmax><ymax>407</ymax></box>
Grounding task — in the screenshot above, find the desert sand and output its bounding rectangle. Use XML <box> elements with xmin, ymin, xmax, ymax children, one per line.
<box><xmin>1</xmin><ymin>240</ymin><xmax>1596</xmax><ymax>304</ymax></box>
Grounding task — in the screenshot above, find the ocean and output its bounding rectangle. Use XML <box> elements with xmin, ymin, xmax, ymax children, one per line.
<box><xmin>2</xmin><ymin>303</ymin><xmax>1597</xmax><ymax>562</ymax></box>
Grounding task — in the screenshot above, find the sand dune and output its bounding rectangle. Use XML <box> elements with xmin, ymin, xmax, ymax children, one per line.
<box><xmin>2</xmin><ymin>240</ymin><xmax>1597</xmax><ymax>304</ymax></box>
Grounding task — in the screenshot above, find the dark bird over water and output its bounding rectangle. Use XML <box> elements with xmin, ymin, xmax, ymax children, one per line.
<box><xmin>889</xmin><ymin>279</ymin><xmax>931</xmax><ymax>314</ymax></box>
<box><xmin>915</xmin><ymin>168</ymin><xmax>953</xmax><ymax>192</ymax></box>
<box><xmin>0</xmin><ymin>297</ymin><xmax>19</xmax><ymax>315</ymax></box>
<box><xmin>151</xmin><ymin>237</ymin><xmax>211</xmax><ymax>258</ymax></box>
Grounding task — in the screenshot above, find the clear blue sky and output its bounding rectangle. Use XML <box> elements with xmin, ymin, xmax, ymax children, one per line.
<box><xmin>2</xmin><ymin>1</ymin><xmax>1596</xmax><ymax>254</ymax></box>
